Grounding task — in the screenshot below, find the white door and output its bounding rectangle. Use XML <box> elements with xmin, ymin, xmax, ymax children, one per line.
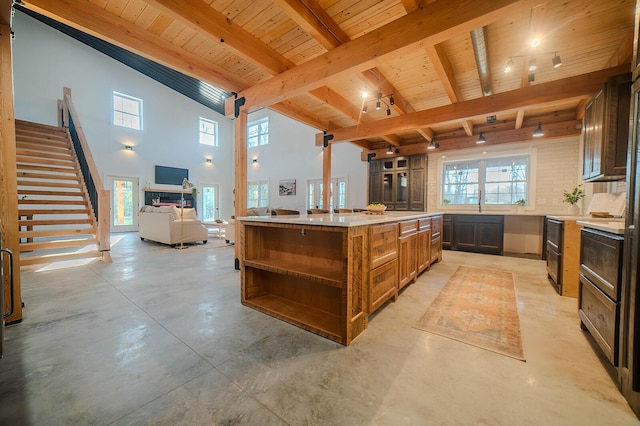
<box><xmin>107</xmin><ymin>176</ymin><xmax>139</xmax><ymax>232</ymax></box>
<box><xmin>201</xmin><ymin>184</ymin><xmax>220</xmax><ymax>221</ymax></box>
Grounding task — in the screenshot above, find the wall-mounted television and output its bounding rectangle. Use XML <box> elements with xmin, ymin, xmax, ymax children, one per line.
<box><xmin>155</xmin><ymin>165</ymin><xmax>189</xmax><ymax>185</ymax></box>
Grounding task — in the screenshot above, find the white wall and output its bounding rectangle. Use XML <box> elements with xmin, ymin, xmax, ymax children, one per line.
<box><xmin>12</xmin><ymin>12</ymin><xmax>369</xmax><ymax>221</ymax></box>
<box><xmin>246</xmin><ymin>109</ymin><xmax>368</xmax><ymax>212</ymax></box>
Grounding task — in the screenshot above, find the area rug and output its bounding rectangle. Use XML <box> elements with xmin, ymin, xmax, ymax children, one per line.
<box><xmin>413</xmin><ymin>266</ymin><xmax>525</xmax><ymax>361</ymax></box>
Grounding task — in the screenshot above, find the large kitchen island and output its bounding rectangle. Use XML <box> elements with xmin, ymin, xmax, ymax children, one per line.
<box><xmin>239</xmin><ymin>211</ymin><xmax>443</xmax><ymax>345</ymax></box>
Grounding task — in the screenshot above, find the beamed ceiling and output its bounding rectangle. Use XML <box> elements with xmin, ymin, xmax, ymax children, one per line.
<box><xmin>18</xmin><ymin>0</ymin><xmax>635</xmax><ymax>155</ymax></box>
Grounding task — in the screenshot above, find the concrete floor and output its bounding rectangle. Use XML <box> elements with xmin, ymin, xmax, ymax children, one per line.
<box><xmin>1</xmin><ymin>233</ymin><xmax>638</xmax><ymax>425</ymax></box>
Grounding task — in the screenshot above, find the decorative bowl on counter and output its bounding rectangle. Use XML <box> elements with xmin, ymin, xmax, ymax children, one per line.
<box><xmin>366</xmin><ymin>204</ymin><xmax>387</xmax><ymax>214</ymax></box>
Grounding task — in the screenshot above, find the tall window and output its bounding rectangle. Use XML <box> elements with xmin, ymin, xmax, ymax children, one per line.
<box><xmin>201</xmin><ymin>184</ymin><xmax>219</xmax><ymax>221</ymax></box>
<box><xmin>307</xmin><ymin>178</ymin><xmax>347</xmax><ymax>210</ymax></box>
<box><xmin>199</xmin><ymin>118</ymin><xmax>218</xmax><ymax>146</ymax></box>
<box><xmin>248</xmin><ymin>180</ymin><xmax>269</xmax><ymax>208</ymax></box>
<box><xmin>247</xmin><ymin>118</ymin><xmax>269</xmax><ymax>148</ymax></box>
<box><xmin>113</xmin><ymin>91</ymin><xmax>142</xmax><ymax>130</ymax></box>
<box><xmin>442</xmin><ymin>154</ymin><xmax>530</xmax><ymax>205</ymax></box>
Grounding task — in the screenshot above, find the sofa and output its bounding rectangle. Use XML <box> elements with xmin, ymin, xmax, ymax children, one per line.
<box><xmin>139</xmin><ymin>206</ymin><xmax>208</xmax><ymax>246</ymax></box>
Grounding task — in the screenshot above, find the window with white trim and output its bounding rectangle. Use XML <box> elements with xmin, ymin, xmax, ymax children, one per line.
<box><xmin>307</xmin><ymin>178</ymin><xmax>347</xmax><ymax>210</ymax></box>
<box><xmin>247</xmin><ymin>118</ymin><xmax>269</xmax><ymax>148</ymax></box>
<box><xmin>248</xmin><ymin>180</ymin><xmax>269</xmax><ymax>208</ymax></box>
<box><xmin>199</xmin><ymin>117</ymin><xmax>218</xmax><ymax>146</ymax></box>
<box><xmin>442</xmin><ymin>154</ymin><xmax>529</xmax><ymax>205</ymax></box>
<box><xmin>113</xmin><ymin>91</ymin><xmax>142</xmax><ymax>130</ymax></box>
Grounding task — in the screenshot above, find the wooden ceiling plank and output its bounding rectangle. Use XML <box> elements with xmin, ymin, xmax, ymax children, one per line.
<box><xmin>317</xmin><ymin>64</ymin><xmax>628</xmax><ymax>144</ymax></box>
<box><xmin>360</xmin><ymin>68</ymin><xmax>413</xmax><ymax>114</ymax></box>
<box><xmin>24</xmin><ymin>0</ymin><xmax>249</xmax><ymax>92</ymax></box>
<box><xmin>381</xmin><ymin>134</ymin><xmax>402</xmax><ymax>146</ymax></box>
<box><xmin>145</xmin><ymin>0</ymin><xmax>293</xmax><ymax>74</ymax></box>
<box><xmin>271</xmin><ymin>0</ymin><xmax>342</xmax><ymax>50</ymax></box>
<box><xmin>515</xmin><ymin>109</ymin><xmax>525</xmax><ymax>129</ymax></box>
<box><xmin>425</xmin><ymin>42</ymin><xmax>461</xmax><ymax>103</ymax></box>
<box><xmin>417</xmin><ymin>127</ymin><xmax>434</xmax><ymax>142</ymax></box>
<box><xmin>228</xmin><ymin>0</ymin><xmax>532</xmax><ymax>115</ymax></box>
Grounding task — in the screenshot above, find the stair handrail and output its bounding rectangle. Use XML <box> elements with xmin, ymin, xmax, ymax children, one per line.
<box><xmin>59</xmin><ymin>87</ymin><xmax>111</xmax><ymax>261</ymax></box>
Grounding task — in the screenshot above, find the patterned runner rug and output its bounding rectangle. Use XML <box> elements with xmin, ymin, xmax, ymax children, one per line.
<box><xmin>413</xmin><ymin>266</ymin><xmax>525</xmax><ymax>361</ymax></box>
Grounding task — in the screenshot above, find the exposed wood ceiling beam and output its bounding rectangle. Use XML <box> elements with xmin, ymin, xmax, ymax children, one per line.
<box><xmin>360</xmin><ymin>119</ymin><xmax>581</xmax><ymax>160</ymax></box>
<box><xmin>425</xmin><ymin>43</ymin><xmax>461</xmax><ymax>102</ymax></box>
<box><xmin>316</xmin><ymin>65</ymin><xmax>628</xmax><ymax>144</ymax></box>
<box><xmin>226</xmin><ymin>0</ymin><xmax>533</xmax><ymax>115</ymax></box>
<box><xmin>605</xmin><ymin>30</ymin><xmax>634</xmax><ymax>68</ymax></box>
<box><xmin>401</xmin><ymin>0</ymin><xmax>422</xmax><ymax>13</ymax></box>
<box><xmin>575</xmin><ymin>99</ymin><xmax>587</xmax><ymax>121</ymax></box>
<box><xmin>515</xmin><ymin>110</ymin><xmax>525</xmax><ymax>129</ymax></box>
<box><xmin>23</xmin><ymin>0</ymin><xmax>248</xmax><ymax>92</ymax></box>
<box><xmin>275</xmin><ymin>0</ymin><xmax>411</xmax><ymax>142</ymax></box>
<box><xmin>417</xmin><ymin>128</ymin><xmax>434</xmax><ymax>142</ymax></box>
<box><xmin>461</xmin><ymin>120</ymin><xmax>474</xmax><ymax>136</ymax></box>
<box><xmin>146</xmin><ymin>0</ymin><xmax>293</xmax><ymax>75</ymax></box>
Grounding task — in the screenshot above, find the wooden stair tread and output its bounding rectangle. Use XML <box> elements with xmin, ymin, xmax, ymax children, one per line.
<box><xmin>19</xmin><ymin>199</ymin><xmax>88</xmax><ymax>205</ymax></box>
<box><xmin>15</xmin><ymin>120</ymin><xmax>67</xmax><ymax>132</ymax></box>
<box><xmin>16</xmin><ymin>140</ymin><xmax>72</xmax><ymax>152</ymax></box>
<box><xmin>16</xmin><ymin>133</ymin><xmax>70</xmax><ymax>144</ymax></box>
<box><xmin>16</xmin><ymin>156</ymin><xmax>76</xmax><ymax>167</ymax></box>
<box><xmin>19</xmin><ymin>208</ymin><xmax>90</xmax><ymax>215</ymax></box>
<box><xmin>18</xmin><ymin>180</ymin><xmax>83</xmax><ymax>188</ymax></box>
<box><xmin>19</xmin><ymin>218</ymin><xmax>94</xmax><ymax>226</ymax></box>
<box><xmin>20</xmin><ymin>228</ymin><xmax>96</xmax><ymax>238</ymax></box>
<box><xmin>18</xmin><ymin>172</ymin><xmax>80</xmax><ymax>181</ymax></box>
<box><xmin>16</xmin><ymin>149</ymin><xmax>74</xmax><ymax>161</ymax></box>
<box><xmin>18</xmin><ymin>189</ymin><xmax>84</xmax><ymax>197</ymax></box>
<box><xmin>20</xmin><ymin>250</ymin><xmax>103</xmax><ymax>267</ymax></box>
<box><xmin>17</xmin><ymin>164</ymin><xmax>79</xmax><ymax>173</ymax></box>
<box><xmin>19</xmin><ymin>237</ymin><xmax>98</xmax><ymax>252</ymax></box>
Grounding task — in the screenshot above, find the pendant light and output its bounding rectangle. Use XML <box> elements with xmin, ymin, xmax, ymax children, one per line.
<box><xmin>533</xmin><ymin>122</ymin><xmax>544</xmax><ymax>137</ymax></box>
<box><xmin>477</xmin><ymin>132</ymin><xmax>486</xmax><ymax>144</ymax></box>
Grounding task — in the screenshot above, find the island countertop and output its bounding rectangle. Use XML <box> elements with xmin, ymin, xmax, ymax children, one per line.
<box><xmin>238</xmin><ymin>211</ymin><xmax>443</xmax><ymax>227</ymax></box>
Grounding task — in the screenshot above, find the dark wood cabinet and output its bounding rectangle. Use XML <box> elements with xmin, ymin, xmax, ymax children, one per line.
<box><xmin>546</xmin><ymin>219</ymin><xmax>563</xmax><ymax>294</ymax></box>
<box><xmin>442</xmin><ymin>215</ymin><xmax>452</xmax><ymax>250</ymax></box>
<box><xmin>582</xmin><ymin>73</ymin><xmax>632</xmax><ymax>182</ymax></box>
<box><xmin>398</xmin><ymin>220</ymin><xmax>418</xmax><ymax>290</ymax></box>
<box><xmin>368</xmin><ymin>155</ymin><xmax>426</xmax><ymax>211</ymax></box>
<box><xmin>579</xmin><ymin>228</ymin><xmax>624</xmax><ymax>365</ymax></box>
<box><xmin>444</xmin><ymin>214</ymin><xmax>503</xmax><ymax>255</ymax></box>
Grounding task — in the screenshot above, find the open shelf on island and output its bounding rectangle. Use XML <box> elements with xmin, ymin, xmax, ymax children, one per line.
<box><xmin>244</xmin><ymin>258</ymin><xmax>344</xmax><ymax>287</ymax></box>
<box><xmin>243</xmin><ymin>293</ymin><xmax>342</xmax><ymax>342</ymax></box>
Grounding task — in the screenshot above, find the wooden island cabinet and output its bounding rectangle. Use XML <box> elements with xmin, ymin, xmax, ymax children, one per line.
<box><xmin>240</xmin><ymin>212</ymin><xmax>442</xmax><ymax>345</ymax></box>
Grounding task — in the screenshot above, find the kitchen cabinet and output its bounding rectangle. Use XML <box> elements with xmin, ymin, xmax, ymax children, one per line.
<box><xmin>417</xmin><ymin>218</ymin><xmax>432</xmax><ymax>274</ymax></box>
<box><xmin>442</xmin><ymin>215</ymin><xmax>452</xmax><ymax>250</ymax></box>
<box><xmin>430</xmin><ymin>215</ymin><xmax>443</xmax><ymax>264</ymax></box>
<box><xmin>582</xmin><ymin>72</ymin><xmax>631</xmax><ymax>182</ymax></box>
<box><xmin>579</xmin><ymin>228</ymin><xmax>624</xmax><ymax>365</ymax></box>
<box><xmin>545</xmin><ymin>218</ymin><xmax>582</xmax><ymax>297</ymax></box>
<box><xmin>444</xmin><ymin>214</ymin><xmax>503</xmax><ymax>255</ymax></box>
<box><xmin>398</xmin><ymin>220</ymin><xmax>418</xmax><ymax>290</ymax></box>
<box><xmin>369</xmin><ymin>155</ymin><xmax>426</xmax><ymax>211</ymax></box>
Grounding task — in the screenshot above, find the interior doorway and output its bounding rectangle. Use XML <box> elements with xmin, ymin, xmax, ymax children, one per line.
<box><xmin>107</xmin><ymin>176</ymin><xmax>139</xmax><ymax>232</ymax></box>
<box><xmin>201</xmin><ymin>183</ymin><xmax>220</xmax><ymax>221</ymax></box>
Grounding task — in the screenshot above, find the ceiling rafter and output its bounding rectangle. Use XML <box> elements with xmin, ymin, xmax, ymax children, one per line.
<box><xmin>22</xmin><ymin>0</ymin><xmax>333</xmax><ymax>131</ymax></box>
<box><xmin>225</xmin><ymin>0</ymin><xmax>534</xmax><ymax>115</ymax></box>
<box><xmin>146</xmin><ymin>0</ymin><xmax>292</xmax><ymax>75</ymax></box>
<box><xmin>273</xmin><ymin>0</ymin><xmax>408</xmax><ymax>145</ymax></box>
<box><xmin>461</xmin><ymin>120</ymin><xmax>474</xmax><ymax>136</ymax></box>
<box><xmin>515</xmin><ymin>110</ymin><xmax>525</xmax><ymax>129</ymax></box>
<box><xmin>315</xmin><ymin>64</ymin><xmax>628</xmax><ymax>144</ymax></box>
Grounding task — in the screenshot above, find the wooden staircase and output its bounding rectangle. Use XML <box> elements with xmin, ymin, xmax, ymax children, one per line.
<box><xmin>15</xmin><ymin>119</ymin><xmax>102</xmax><ymax>266</ymax></box>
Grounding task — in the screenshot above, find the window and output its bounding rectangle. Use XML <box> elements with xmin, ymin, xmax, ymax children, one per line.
<box><xmin>442</xmin><ymin>154</ymin><xmax>530</xmax><ymax>206</ymax></box>
<box><xmin>307</xmin><ymin>178</ymin><xmax>347</xmax><ymax>210</ymax></box>
<box><xmin>247</xmin><ymin>118</ymin><xmax>269</xmax><ymax>148</ymax></box>
<box><xmin>248</xmin><ymin>180</ymin><xmax>269</xmax><ymax>208</ymax></box>
<box><xmin>113</xmin><ymin>92</ymin><xmax>142</xmax><ymax>130</ymax></box>
<box><xmin>199</xmin><ymin>118</ymin><xmax>218</xmax><ymax>146</ymax></box>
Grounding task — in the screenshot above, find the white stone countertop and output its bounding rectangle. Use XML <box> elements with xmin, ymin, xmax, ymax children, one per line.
<box><xmin>238</xmin><ymin>211</ymin><xmax>443</xmax><ymax>227</ymax></box>
<box><xmin>547</xmin><ymin>215</ymin><xmax>625</xmax><ymax>221</ymax></box>
<box><xmin>576</xmin><ymin>220</ymin><xmax>626</xmax><ymax>235</ymax></box>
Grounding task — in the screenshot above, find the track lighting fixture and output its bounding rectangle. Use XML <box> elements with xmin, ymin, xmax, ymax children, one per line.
<box><xmin>477</xmin><ymin>132</ymin><xmax>486</xmax><ymax>144</ymax></box>
<box><xmin>528</xmin><ymin>72</ymin><xmax>535</xmax><ymax>83</ymax></box>
<box><xmin>387</xmin><ymin>145</ymin><xmax>394</xmax><ymax>154</ymax></box>
<box><xmin>552</xmin><ymin>53</ymin><xmax>562</xmax><ymax>68</ymax></box>
<box><xmin>361</xmin><ymin>92</ymin><xmax>394</xmax><ymax>115</ymax></box>
<box><xmin>504</xmin><ymin>57</ymin><xmax>514</xmax><ymax>73</ymax></box>
<box><xmin>427</xmin><ymin>140</ymin><xmax>439</xmax><ymax>150</ymax></box>
<box><xmin>533</xmin><ymin>122</ymin><xmax>544</xmax><ymax>137</ymax></box>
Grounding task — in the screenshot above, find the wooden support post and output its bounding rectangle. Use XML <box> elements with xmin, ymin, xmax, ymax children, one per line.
<box><xmin>234</xmin><ymin>109</ymin><xmax>248</xmax><ymax>269</ymax></box>
<box><xmin>0</xmin><ymin>21</ymin><xmax>23</xmax><ymax>323</ymax></box>
<box><xmin>322</xmin><ymin>143</ymin><xmax>332</xmax><ymax>210</ymax></box>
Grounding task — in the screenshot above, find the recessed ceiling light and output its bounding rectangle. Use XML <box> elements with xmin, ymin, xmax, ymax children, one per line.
<box><xmin>531</xmin><ymin>38</ymin><xmax>540</xmax><ymax>47</ymax></box>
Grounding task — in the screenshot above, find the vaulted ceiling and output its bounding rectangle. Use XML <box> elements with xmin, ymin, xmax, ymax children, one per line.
<box><xmin>18</xmin><ymin>0</ymin><xmax>635</xmax><ymax>154</ymax></box>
